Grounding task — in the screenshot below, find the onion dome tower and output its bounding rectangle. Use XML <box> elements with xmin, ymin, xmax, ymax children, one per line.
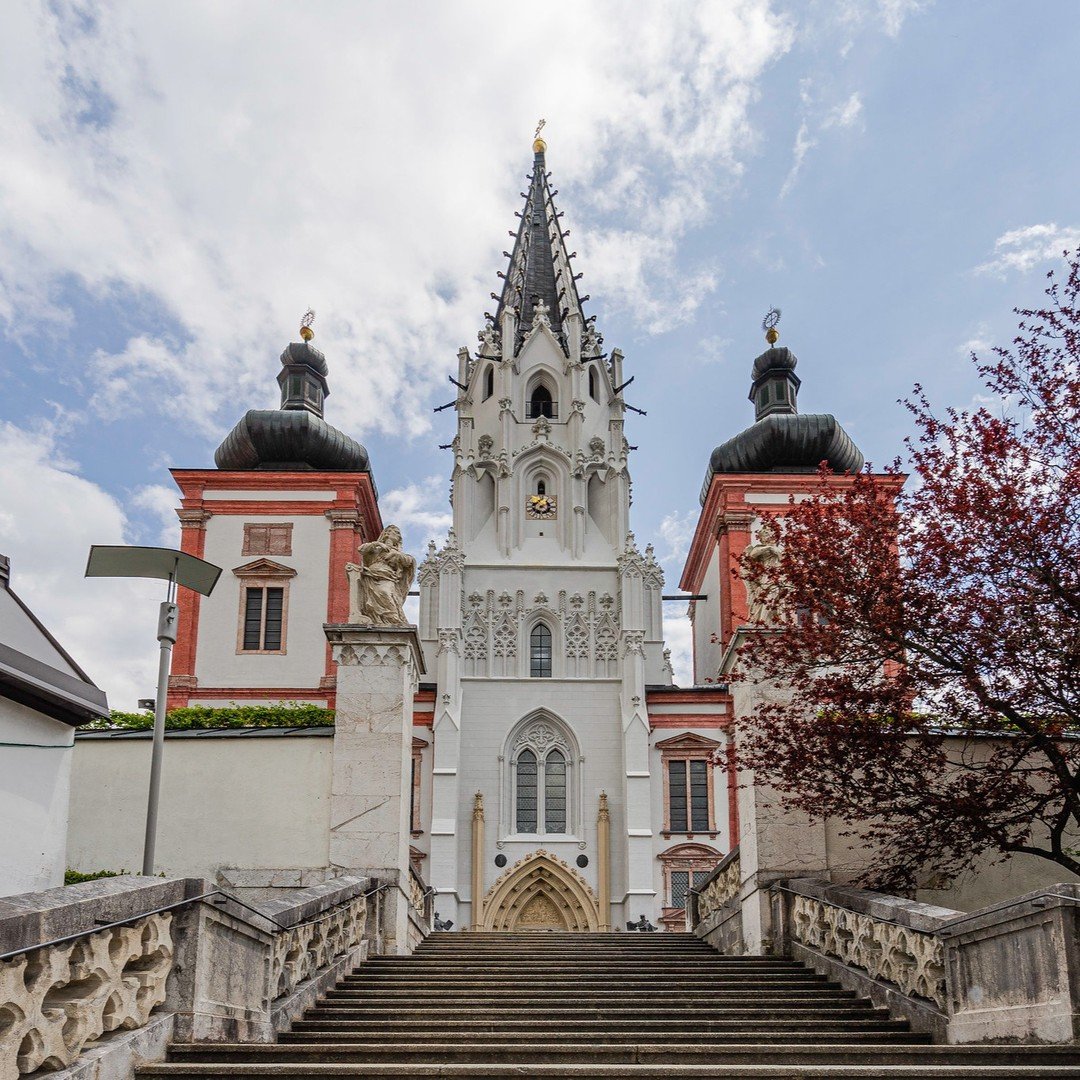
<box><xmin>215</xmin><ymin>314</ymin><xmax>370</xmax><ymax>473</ymax></box>
<box><xmin>700</xmin><ymin>316</ymin><xmax>863</xmax><ymax>501</ymax></box>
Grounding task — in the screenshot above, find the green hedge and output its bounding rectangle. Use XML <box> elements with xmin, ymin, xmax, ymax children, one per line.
<box><xmin>83</xmin><ymin>703</ymin><xmax>334</xmax><ymax>732</ymax></box>
<box><xmin>64</xmin><ymin>868</ymin><xmax>128</xmax><ymax>885</ymax></box>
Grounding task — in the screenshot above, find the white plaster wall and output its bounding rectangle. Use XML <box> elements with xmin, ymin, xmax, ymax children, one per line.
<box><xmin>67</xmin><ymin>735</ymin><xmax>331</xmax><ymax>879</ymax></box>
<box><xmin>692</xmin><ymin>550</ymin><xmax>723</xmax><ymax>684</ymax></box>
<box><xmin>0</xmin><ymin>699</ymin><xmax>73</xmax><ymax>895</ymax></box>
<box><xmin>195</xmin><ymin>512</ymin><xmax>330</xmax><ymax>689</ymax></box>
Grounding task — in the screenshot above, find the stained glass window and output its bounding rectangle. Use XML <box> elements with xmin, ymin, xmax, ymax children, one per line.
<box><xmin>530</xmin><ymin>623</ymin><xmax>552</xmax><ymax>678</ymax></box>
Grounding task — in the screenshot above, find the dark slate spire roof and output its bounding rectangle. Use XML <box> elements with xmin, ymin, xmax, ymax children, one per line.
<box><xmin>700</xmin><ymin>340</ymin><xmax>864</xmax><ymax>502</ymax></box>
<box><xmin>492</xmin><ymin>139</ymin><xmax>587</xmax><ymax>355</ymax></box>
<box><xmin>215</xmin><ymin>339</ymin><xmax>371</xmax><ymax>474</ymax></box>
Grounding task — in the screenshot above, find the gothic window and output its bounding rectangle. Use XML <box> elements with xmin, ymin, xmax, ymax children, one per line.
<box><xmin>588</xmin><ymin>366</ymin><xmax>598</xmax><ymax>401</ymax></box>
<box><xmin>483</xmin><ymin>365</ymin><xmax>494</xmax><ymax>400</ymax></box>
<box><xmin>516</xmin><ymin>749</ymin><xmax>538</xmax><ymax>832</ymax></box>
<box><xmin>545</xmin><ymin>749</ymin><xmax>567</xmax><ymax>832</ymax></box>
<box><xmin>530</xmin><ymin>622</ymin><xmax>552</xmax><ymax>678</ymax></box>
<box><xmin>537</xmin><ymin>479</ymin><xmax>546</xmax><ymax>496</ymax></box>
<box><xmin>509</xmin><ymin>716</ymin><xmax>577</xmax><ymax>836</ymax></box>
<box><xmin>242</xmin><ymin>586</ymin><xmax>284</xmax><ymax>651</ymax></box>
<box><xmin>527</xmin><ymin>383</ymin><xmax>556</xmax><ymax>419</ymax></box>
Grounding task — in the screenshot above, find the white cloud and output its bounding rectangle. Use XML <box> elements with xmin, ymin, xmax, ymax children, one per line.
<box><xmin>379</xmin><ymin>476</ymin><xmax>453</xmax><ymax>554</ymax></box>
<box><xmin>656</xmin><ymin>509</ymin><xmax>699</xmax><ymax>571</ymax></box>
<box><xmin>0</xmin><ymin>0</ymin><xmax>795</xmax><ymax>446</ymax></box>
<box><xmin>824</xmin><ymin>92</ymin><xmax>864</xmax><ymax>130</ymax></box>
<box><xmin>130</xmin><ymin>484</ymin><xmax>181</xmax><ymax>547</ymax></box>
<box><xmin>975</xmin><ymin>224</ymin><xmax>1080</xmax><ymax>278</ymax></box>
<box><xmin>878</xmin><ymin>0</ymin><xmax>927</xmax><ymax>37</ymax></box>
<box><xmin>0</xmin><ymin>418</ymin><xmax>164</xmax><ymax>710</ymax></box>
<box><xmin>662</xmin><ymin>610</ymin><xmax>695</xmax><ymax>688</ymax></box>
<box><xmin>780</xmin><ymin>120</ymin><xmax>817</xmax><ymax>199</ymax></box>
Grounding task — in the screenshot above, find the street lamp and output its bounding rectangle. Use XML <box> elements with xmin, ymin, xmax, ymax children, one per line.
<box><xmin>85</xmin><ymin>546</ymin><xmax>221</xmax><ymax>875</ymax></box>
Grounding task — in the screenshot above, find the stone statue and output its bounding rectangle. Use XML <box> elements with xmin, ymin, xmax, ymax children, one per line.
<box><xmin>346</xmin><ymin>525</ymin><xmax>416</xmax><ymax>626</ymax></box>
<box><xmin>742</xmin><ymin>520</ymin><xmax>783</xmax><ymax>625</ymax></box>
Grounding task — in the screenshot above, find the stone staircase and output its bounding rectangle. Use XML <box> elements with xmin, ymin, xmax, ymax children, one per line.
<box><xmin>141</xmin><ymin>932</ymin><xmax>1080</xmax><ymax>1078</ymax></box>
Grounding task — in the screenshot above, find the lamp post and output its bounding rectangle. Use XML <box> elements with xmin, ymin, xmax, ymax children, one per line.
<box><xmin>85</xmin><ymin>546</ymin><xmax>221</xmax><ymax>876</ymax></box>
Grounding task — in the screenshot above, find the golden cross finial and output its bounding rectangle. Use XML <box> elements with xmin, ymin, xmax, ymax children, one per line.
<box><xmin>300</xmin><ymin>308</ymin><xmax>315</xmax><ymax>342</ymax></box>
<box><xmin>533</xmin><ymin>118</ymin><xmax>547</xmax><ymax>154</ymax></box>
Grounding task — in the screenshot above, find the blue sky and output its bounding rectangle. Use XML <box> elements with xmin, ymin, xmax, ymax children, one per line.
<box><xmin>1</xmin><ymin>0</ymin><xmax>1077</xmax><ymax>706</ymax></box>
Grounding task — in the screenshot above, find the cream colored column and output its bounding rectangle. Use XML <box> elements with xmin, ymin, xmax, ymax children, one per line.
<box><xmin>471</xmin><ymin>792</ymin><xmax>485</xmax><ymax>931</ymax></box>
<box><xmin>598</xmin><ymin>791</ymin><xmax>611</xmax><ymax>932</ymax></box>
<box><xmin>324</xmin><ymin>624</ymin><xmax>424</xmax><ymax>954</ymax></box>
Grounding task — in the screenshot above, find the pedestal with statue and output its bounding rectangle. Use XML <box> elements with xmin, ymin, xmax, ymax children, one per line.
<box><xmin>325</xmin><ymin>524</ymin><xmax>424</xmax><ymax>954</ymax></box>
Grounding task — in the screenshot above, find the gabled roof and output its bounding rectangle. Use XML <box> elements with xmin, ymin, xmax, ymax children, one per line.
<box><xmin>492</xmin><ymin>141</ymin><xmax>588</xmax><ymax>356</ymax></box>
<box><xmin>0</xmin><ymin>555</ymin><xmax>108</xmax><ymax>726</ymax></box>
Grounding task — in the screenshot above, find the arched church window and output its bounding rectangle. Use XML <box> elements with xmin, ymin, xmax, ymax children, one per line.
<box><xmin>545</xmin><ymin>749</ymin><xmax>567</xmax><ymax>832</ymax></box>
<box><xmin>536</xmin><ymin>479</ymin><xmax>546</xmax><ymax>496</ymax></box>
<box><xmin>588</xmin><ymin>366</ymin><xmax>598</xmax><ymax>401</ymax></box>
<box><xmin>527</xmin><ymin>383</ymin><xmax>555</xmax><ymax>419</ymax></box>
<box><xmin>483</xmin><ymin>365</ymin><xmax>494</xmax><ymax>401</ymax></box>
<box><xmin>508</xmin><ymin>715</ymin><xmax>577</xmax><ymax>836</ymax></box>
<box><xmin>530</xmin><ymin>623</ymin><xmax>552</xmax><ymax>678</ymax></box>
<box><xmin>516</xmin><ymin>749</ymin><xmax>538</xmax><ymax>833</ymax></box>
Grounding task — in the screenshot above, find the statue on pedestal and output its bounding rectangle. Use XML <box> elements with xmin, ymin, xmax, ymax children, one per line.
<box><xmin>346</xmin><ymin>524</ymin><xmax>416</xmax><ymax>626</ymax></box>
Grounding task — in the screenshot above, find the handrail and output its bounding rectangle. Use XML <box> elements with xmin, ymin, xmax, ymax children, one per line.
<box><xmin>936</xmin><ymin>890</ymin><xmax>1080</xmax><ymax>932</ymax></box>
<box><xmin>0</xmin><ymin>880</ymin><xmax>387</xmax><ymax>962</ymax></box>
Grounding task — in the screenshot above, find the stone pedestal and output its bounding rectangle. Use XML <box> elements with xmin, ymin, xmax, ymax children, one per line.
<box><xmin>324</xmin><ymin>624</ymin><xmax>425</xmax><ymax>953</ymax></box>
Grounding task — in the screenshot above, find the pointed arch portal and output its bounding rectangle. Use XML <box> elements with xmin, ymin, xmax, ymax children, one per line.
<box><xmin>482</xmin><ymin>850</ymin><xmax>599</xmax><ymax>932</ymax></box>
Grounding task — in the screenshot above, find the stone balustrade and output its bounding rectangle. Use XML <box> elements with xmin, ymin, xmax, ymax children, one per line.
<box><xmin>788</xmin><ymin>889</ymin><xmax>947</xmax><ymax>1007</ymax></box>
<box><xmin>0</xmin><ymin>913</ymin><xmax>173</xmax><ymax>1080</ymax></box>
<box><xmin>690</xmin><ymin>872</ymin><xmax>1080</xmax><ymax>1044</ymax></box>
<box><xmin>0</xmin><ymin>871</ymin><xmax>408</xmax><ymax>1080</ymax></box>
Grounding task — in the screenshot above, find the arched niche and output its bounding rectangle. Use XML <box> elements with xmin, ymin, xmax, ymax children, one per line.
<box><xmin>482</xmin><ymin>850</ymin><xmax>599</xmax><ymax>932</ymax></box>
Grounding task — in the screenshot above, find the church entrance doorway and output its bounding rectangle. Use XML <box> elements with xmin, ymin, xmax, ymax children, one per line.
<box><xmin>482</xmin><ymin>850</ymin><xmax>599</xmax><ymax>932</ymax></box>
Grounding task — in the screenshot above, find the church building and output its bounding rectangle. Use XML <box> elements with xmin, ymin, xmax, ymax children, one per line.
<box><xmin>159</xmin><ymin>136</ymin><xmax>862</xmax><ymax>931</ymax></box>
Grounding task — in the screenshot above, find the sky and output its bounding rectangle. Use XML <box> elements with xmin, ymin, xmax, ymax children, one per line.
<box><xmin>1</xmin><ymin>0</ymin><xmax>1078</xmax><ymax>708</ymax></box>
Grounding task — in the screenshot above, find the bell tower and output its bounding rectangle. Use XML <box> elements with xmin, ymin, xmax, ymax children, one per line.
<box><xmin>415</xmin><ymin>136</ymin><xmax>670</xmax><ymax>931</ymax></box>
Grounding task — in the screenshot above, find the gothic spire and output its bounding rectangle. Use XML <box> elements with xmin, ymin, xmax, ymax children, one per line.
<box><xmin>491</xmin><ymin>135</ymin><xmax>588</xmax><ymax>357</ymax></box>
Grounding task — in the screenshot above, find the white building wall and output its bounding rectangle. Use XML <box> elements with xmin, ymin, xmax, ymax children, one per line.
<box><xmin>195</xmin><ymin>511</ymin><xmax>330</xmax><ymax>690</ymax></box>
<box><xmin>0</xmin><ymin>699</ymin><xmax>73</xmax><ymax>896</ymax></box>
<box><xmin>67</xmin><ymin>734</ymin><xmax>331</xmax><ymax>879</ymax></box>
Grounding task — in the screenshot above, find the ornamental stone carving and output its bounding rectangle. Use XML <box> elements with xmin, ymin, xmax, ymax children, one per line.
<box><xmin>346</xmin><ymin>524</ymin><xmax>415</xmax><ymax>626</ymax></box>
<box><xmin>695</xmin><ymin>854</ymin><xmax>742</xmax><ymax>923</ymax></box>
<box><xmin>789</xmin><ymin>894</ymin><xmax>947</xmax><ymax>1008</ymax></box>
<box><xmin>269</xmin><ymin>894</ymin><xmax>366</xmax><ymax>1001</ymax></box>
<box><xmin>0</xmin><ymin>915</ymin><xmax>173</xmax><ymax>1080</ymax></box>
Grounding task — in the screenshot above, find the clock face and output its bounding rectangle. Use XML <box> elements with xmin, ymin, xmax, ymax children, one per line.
<box><xmin>527</xmin><ymin>493</ymin><xmax>557</xmax><ymax>519</ymax></box>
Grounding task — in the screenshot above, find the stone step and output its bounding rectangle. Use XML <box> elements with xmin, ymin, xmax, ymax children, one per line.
<box><xmin>165</xmin><ymin>1044</ymin><xmax>1080</xmax><ymax>1067</ymax></box>
<box><xmin>304</xmin><ymin>997</ymin><xmax>876</xmax><ymax>1015</ymax></box>
<box><xmin>326</xmin><ymin>981</ymin><xmax>832</xmax><ymax>996</ymax></box>
<box><xmin>283</xmin><ymin>1030</ymin><xmax>929</xmax><ymax>1047</ymax></box>
<box><xmin>136</xmin><ymin>1062</ymin><xmax>1080</xmax><ymax>1078</ymax></box>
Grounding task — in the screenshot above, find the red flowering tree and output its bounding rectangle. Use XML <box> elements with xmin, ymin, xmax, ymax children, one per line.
<box><xmin>737</xmin><ymin>251</ymin><xmax>1080</xmax><ymax>889</ymax></box>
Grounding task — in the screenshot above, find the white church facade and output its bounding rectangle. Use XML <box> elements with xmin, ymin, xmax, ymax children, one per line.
<box><xmin>150</xmin><ymin>136</ymin><xmax>735</xmax><ymax>931</ymax></box>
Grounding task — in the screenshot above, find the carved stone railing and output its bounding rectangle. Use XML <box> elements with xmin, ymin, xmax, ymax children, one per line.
<box><xmin>788</xmin><ymin>890</ymin><xmax>947</xmax><ymax>1007</ymax></box>
<box><xmin>0</xmin><ymin>873</ymin><xmax>380</xmax><ymax>1079</ymax></box>
<box><xmin>265</xmin><ymin>888</ymin><xmax>367</xmax><ymax>1002</ymax></box>
<box><xmin>408</xmin><ymin>864</ymin><xmax>427</xmax><ymax>920</ymax></box>
<box><xmin>694</xmin><ymin>848</ymin><xmax>741</xmax><ymax>923</ymax></box>
<box><xmin>0</xmin><ymin>913</ymin><xmax>173</xmax><ymax>1080</ymax></box>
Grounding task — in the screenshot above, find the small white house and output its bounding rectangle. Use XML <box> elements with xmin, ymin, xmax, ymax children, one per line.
<box><xmin>0</xmin><ymin>554</ymin><xmax>109</xmax><ymax>895</ymax></box>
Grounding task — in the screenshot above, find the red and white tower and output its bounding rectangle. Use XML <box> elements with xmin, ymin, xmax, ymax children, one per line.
<box><xmin>168</xmin><ymin>322</ymin><xmax>381</xmax><ymax>709</ymax></box>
